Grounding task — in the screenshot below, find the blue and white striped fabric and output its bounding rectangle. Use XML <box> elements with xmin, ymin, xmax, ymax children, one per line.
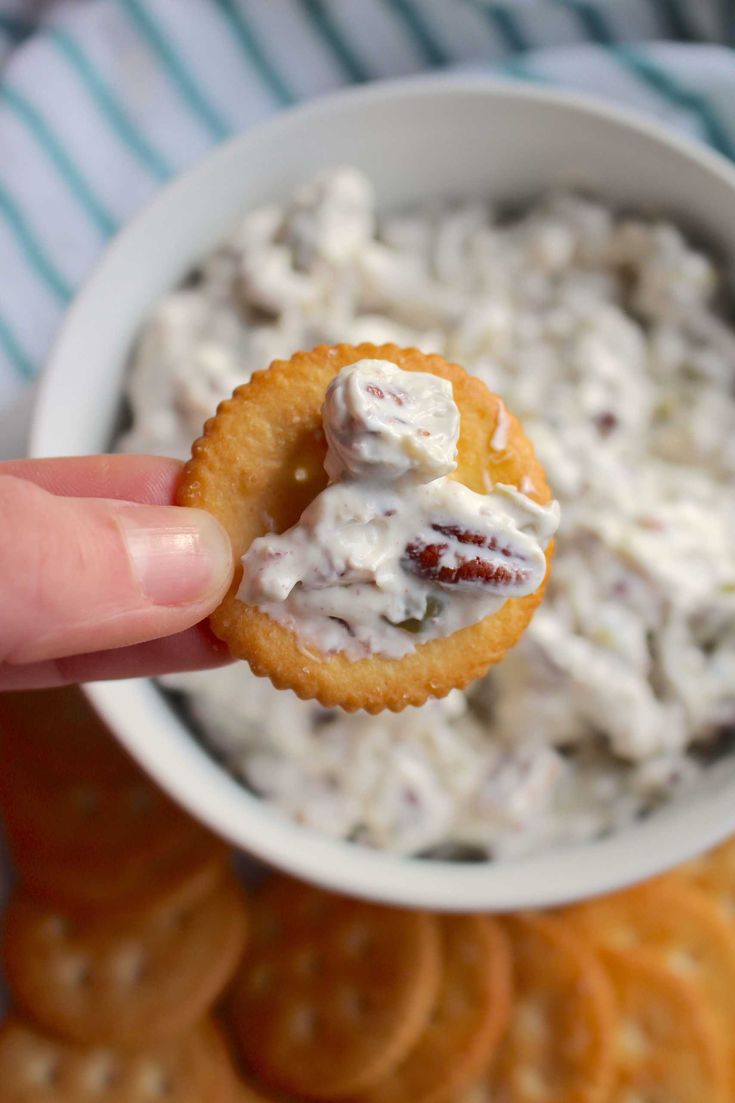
<box><xmin>1</xmin><ymin>0</ymin><xmax>735</xmax><ymax>456</ymax></box>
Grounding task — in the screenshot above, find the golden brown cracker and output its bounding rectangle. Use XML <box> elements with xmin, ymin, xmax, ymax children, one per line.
<box><xmin>232</xmin><ymin>1074</ymin><xmax>299</xmax><ymax>1103</ymax></box>
<box><xmin>0</xmin><ymin>687</ymin><xmax>135</xmax><ymax>784</ymax></box>
<box><xmin>3</xmin><ymin>878</ymin><xmax>249</xmax><ymax>1047</ymax></box>
<box><xmin>563</xmin><ymin>880</ymin><xmax>735</xmax><ymax>1089</ymax></box>
<box><xmin>178</xmin><ymin>343</ymin><xmax>553</xmax><ymax>712</ymax></box>
<box><xmin>0</xmin><ymin>1017</ymin><xmax>238</xmax><ymax>1103</ymax></box>
<box><xmin>487</xmin><ymin>913</ymin><xmax>615</xmax><ymax>1103</ymax></box>
<box><xmin>0</xmin><ymin>753</ymin><xmax>205</xmax><ymax>868</ymax></box>
<box><xmin>15</xmin><ymin>830</ymin><xmax>230</xmax><ymax>920</ymax></box>
<box><xmin>672</xmin><ymin>836</ymin><xmax>735</xmax><ymax>918</ymax></box>
<box><xmin>228</xmin><ymin>875</ymin><xmax>442</xmax><ymax>1099</ymax></box>
<box><xmin>602</xmin><ymin>947</ymin><xmax>729</xmax><ymax>1103</ymax></box>
<box><xmin>352</xmin><ymin>914</ymin><xmax>512</xmax><ymax>1103</ymax></box>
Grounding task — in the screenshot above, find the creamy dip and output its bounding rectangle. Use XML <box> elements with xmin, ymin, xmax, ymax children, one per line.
<box><xmin>123</xmin><ymin>168</ymin><xmax>735</xmax><ymax>859</ymax></box>
<box><xmin>238</xmin><ymin>360</ymin><xmax>558</xmax><ymax>660</ymax></box>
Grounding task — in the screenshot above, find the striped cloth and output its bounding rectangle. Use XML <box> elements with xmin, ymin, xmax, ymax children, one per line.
<box><xmin>1</xmin><ymin>0</ymin><xmax>735</xmax><ymax>457</ymax></box>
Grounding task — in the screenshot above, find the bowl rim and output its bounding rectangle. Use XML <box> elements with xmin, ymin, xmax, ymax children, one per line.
<box><xmin>29</xmin><ymin>73</ymin><xmax>735</xmax><ymax>911</ymax></box>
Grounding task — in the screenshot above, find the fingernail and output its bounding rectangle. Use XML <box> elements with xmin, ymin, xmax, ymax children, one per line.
<box><xmin>118</xmin><ymin>506</ymin><xmax>233</xmax><ymax>606</ymax></box>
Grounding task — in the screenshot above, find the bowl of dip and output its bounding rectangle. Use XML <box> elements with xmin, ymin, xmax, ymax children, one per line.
<box><xmin>29</xmin><ymin>76</ymin><xmax>735</xmax><ymax>911</ymax></box>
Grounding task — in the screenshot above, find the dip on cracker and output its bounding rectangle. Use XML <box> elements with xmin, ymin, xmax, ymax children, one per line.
<box><xmin>178</xmin><ymin>344</ymin><xmax>558</xmax><ymax>712</ymax></box>
<box><xmin>240</xmin><ymin>359</ymin><xmax>558</xmax><ymax>662</ymax></box>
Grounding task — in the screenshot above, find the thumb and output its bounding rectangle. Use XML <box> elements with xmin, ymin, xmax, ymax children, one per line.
<box><xmin>0</xmin><ymin>475</ymin><xmax>233</xmax><ymax>665</ymax></box>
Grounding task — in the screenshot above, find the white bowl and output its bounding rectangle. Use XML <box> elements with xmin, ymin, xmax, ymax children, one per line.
<box><xmin>29</xmin><ymin>76</ymin><xmax>735</xmax><ymax>911</ymax></box>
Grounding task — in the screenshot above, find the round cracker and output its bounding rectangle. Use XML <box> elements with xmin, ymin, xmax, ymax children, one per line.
<box><xmin>487</xmin><ymin>913</ymin><xmax>615</xmax><ymax>1103</ymax></box>
<box><xmin>0</xmin><ymin>1017</ymin><xmax>238</xmax><ymax>1103</ymax></box>
<box><xmin>233</xmin><ymin>1076</ymin><xmax>297</xmax><ymax>1103</ymax></box>
<box><xmin>178</xmin><ymin>343</ymin><xmax>553</xmax><ymax>713</ymax></box>
<box><xmin>0</xmin><ymin>753</ymin><xmax>204</xmax><ymax>868</ymax></box>
<box><xmin>228</xmin><ymin>875</ymin><xmax>441</xmax><ymax>1099</ymax></box>
<box><xmin>672</xmin><ymin>836</ymin><xmax>735</xmax><ymax>918</ymax></box>
<box><xmin>15</xmin><ymin>831</ymin><xmax>231</xmax><ymax>920</ymax></box>
<box><xmin>563</xmin><ymin>881</ymin><xmax>735</xmax><ymax>1092</ymax></box>
<box><xmin>0</xmin><ymin>687</ymin><xmax>135</xmax><ymax>784</ymax></box>
<box><xmin>352</xmin><ymin>914</ymin><xmax>512</xmax><ymax>1103</ymax></box>
<box><xmin>602</xmin><ymin>947</ymin><xmax>729</xmax><ymax>1103</ymax></box>
<box><xmin>3</xmin><ymin>879</ymin><xmax>249</xmax><ymax>1047</ymax></box>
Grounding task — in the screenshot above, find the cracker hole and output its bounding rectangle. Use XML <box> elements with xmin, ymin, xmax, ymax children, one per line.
<box><xmin>667</xmin><ymin>947</ymin><xmax>701</xmax><ymax>977</ymax></box>
<box><xmin>139</xmin><ymin>1063</ymin><xmax>174</xmax><ymax>1099</ymax></box>
<box><xmin>166</xmin><ymin>906</ymin><xmax>193</xmax><ymax>931</ymax></box>
<box><xmin>342</xmin><ymin>925</ymin><xmax>372</xmax><ymax>958</ymax></box>
<box><xmin>114</xmin><ymin>945</ymin><xmax>147</xmax><ymax>987</ymax></box>
<box><xmin>127</xmin><ymin>784</ymin><xmax>156</xmax><ymax>818</ymax></box>
<box><xmin>83</xmin><ymin>1055</ymin><xmax>119</xmax><ymax>1091</ymax></box>
<box><xmin>293</xmin><ymin>466</ymin><xmax>309</xmax><ymax>483</ymax></box>
<box><xmin>295</xmin><ymin>949</ymin><xmax>321</xmax><ymax>977</ymax></box>
<box><xmin>45</xmin><ymin>915</ymin><xmax>73</xmax><ymax>940</ymax></box>
<box><xmin>515</xmin><ymin>1066</ymin><xmax>549</xmax><ymax>1101</ymax></box>
<box><xmin>341</xmin><ymin>990</ymin><xmax>370</xmax><ymax>1020</ymax></box>
<box><xmin>609</xmin><ymin>924</ymin><xmax>639</xmax><ymax>949</ymax></box>
<box><xmin>618</xmin><ymin>1019</ymin><xmax>650</xmax><ymax>1059</ymax></box>
<box><xmin>514</xmin><ymin>1000</ymin><xmax>547</xmax><ymax>1043</ymax></box>
<box><xmin>60</xmin><ymin>956</ymin><xmax>92</xmax><ymax>989</ymax></box>
<box><xmin>289</xmin><ymin>1006</ymin><xmax>318</xmax><ymax>1043</ymax></box>
<box><xmin>248</xmin><ymin>963</ymin><xmax>274</xmax><ymax>994</ymax></box>
<box><xmin>28</xmin><ymin>1056</ymin><xmax>60</xmax><ymax>1087</ymax></box>
<box><xmin>69</xmin><ymin>785</ymin><xmax>100</xmax><ymax>819</ymax></box>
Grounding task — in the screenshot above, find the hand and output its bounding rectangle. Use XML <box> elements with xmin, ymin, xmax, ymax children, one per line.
<box><xmin>0</xmin><ymin>455</ymin><xmax>234</xmax><ymax>691</ymax></box>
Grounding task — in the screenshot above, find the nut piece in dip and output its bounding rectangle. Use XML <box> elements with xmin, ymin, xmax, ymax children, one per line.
<box><xmin>178</xmin><ymin>343</ymin><xmax>559</xmax><ymax>712</ymax></box>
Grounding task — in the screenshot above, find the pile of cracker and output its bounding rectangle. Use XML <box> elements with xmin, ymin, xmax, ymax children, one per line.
<box><xmin>1</xmin><ymin>689</ymin><xmax>734</xmax><ymax>1103</ymax></box>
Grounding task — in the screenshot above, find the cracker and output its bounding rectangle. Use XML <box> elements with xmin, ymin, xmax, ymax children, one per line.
<box><xmin>563</xmin><ymin>880</ymin><xmax>735</xmax><ymax>1090</ymax></box>
<box><xmin>16</xmin><ymin>831</ymin><xmax>230</xmax><ymax>919</ymax></box>
<box><xmin>352</xmin><ymin>914</ymin><xmax>512</xmax><ymax>1103</ymax></box>
<box><xmin>228</xmin><ymin>875</ymin><xmax>441</xmax><ymax>1098</ymax></box>
<box><xmin>233</xmin><ymin>1076</ymin><xmax>297</xmax><ymax>1102</ymax></box>
<box><xmin>672</xmin><ymin>836</ymin><xmax>735</xmax><ymax>918</ymax></box>
<box><xmin>0</xmin><ymin>753</ymin><xmax>205</xmax><ymax>868</ymax></box>
<box><xmin>3</xmin><ymin>878</ymin><xmax>249</xmax><ymax>1046</ymax></box>
<box><xmin>602</xmin><ymin>947</ymin><xmax>729</xmax><ymax>1103</ymax></box>
<box><xmin>178</xmin><ymin>343</ymin><xmax>553</xmax><ymax>713</ymax></box>
<box><xmin>0</xmin><ymin>687</ymin><xmax>135</xmax><ymax>783</ymax></box>
<box><xmin>0</xmin><ymin>1017</ymin><xmax>238</xmax><ymax>1102</ymax></box>
<box><xmin>486</xmin><ymin>913</ymin><xmax>615</xmax><ymax>1103</ymax></box>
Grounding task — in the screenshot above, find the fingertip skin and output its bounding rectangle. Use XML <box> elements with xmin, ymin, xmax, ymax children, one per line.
<box><xmin>0</xmin><ymin>475</ymin><xmax>233</xmax><ymax>666</ymax></box>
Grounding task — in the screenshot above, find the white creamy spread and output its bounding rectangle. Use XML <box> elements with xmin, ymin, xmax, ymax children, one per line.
<box><xmin>238</xmin><ymin>360</ymin><xmax>558</xmax><ymax>660</ymax></box>
<box><xmin>322</xmin><ymin>359</ymin><xmax>459</xmax><ymax>482</ymax></box>
<box><xmin>123</xmin><ymin>168</ymin><xmax>735</xmax><ymax>859</ymax></box>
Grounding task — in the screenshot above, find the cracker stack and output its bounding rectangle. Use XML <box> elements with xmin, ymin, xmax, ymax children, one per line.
<box><xmin>0</xmin><ymin>687</ymin><xmax>249</xmax><ymax>1102</ymax></box>
<box><xmin>1</xmin><ymin>687</ymin><xmax>735</xmax><ymax>1103</ymax></box>
<box><xmin>223</xmin><ymin>862</ymin><xmax>735</xmax><ymax>1103</ymax></box>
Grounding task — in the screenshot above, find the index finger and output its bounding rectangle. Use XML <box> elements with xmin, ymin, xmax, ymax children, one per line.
<box><xmin>0</xmin><ymin>455</ymin><xmax>184</xmax><ymax>505</ymax></box>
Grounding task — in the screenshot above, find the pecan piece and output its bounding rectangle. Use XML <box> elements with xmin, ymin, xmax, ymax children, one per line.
<box><xmin>403</xmin><ymin>523</ymin><xmax>535</xmax><ymax>592</ymax></box>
